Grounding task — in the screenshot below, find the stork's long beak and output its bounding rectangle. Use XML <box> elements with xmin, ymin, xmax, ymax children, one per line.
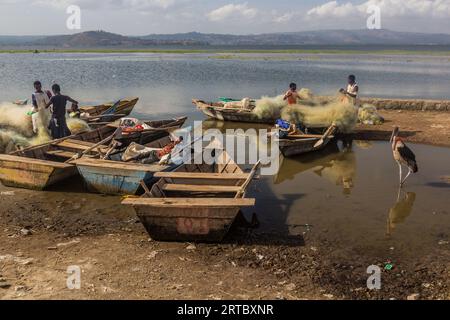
<box><xmin>390</xmin><ymin>127</ymin><xmax>399</xmax><ymax>143</ymax></box>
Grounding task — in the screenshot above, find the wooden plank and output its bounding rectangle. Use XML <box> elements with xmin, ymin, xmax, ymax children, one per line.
<box><xmin>53</xmin><ymin>139</ymin><xmax>109</xmax><ymax>151</ymax></box>
<box><xmin>123</xmin><ymin>197</ymin><xmax>255</xmax><ymax>207</ymax></box>
<box><xmin>163</xmin><ymin>184</ymin><xmax>241</xmax><ymax>193</ymax></box>
<box><xmin>45</xmin><ymin>150</ymin><xmax>77</xmax><ymax>159</ymax></box>
<box><xmin>0</xmin><ymin>154</ymin><xmax>72</xmax><ymax>169</ymax></box>
<box><xmin>71</xmin><ymin>157</ymin><xmax>170</xmax><ymax>171</ymax></box>
<box><xmin>154</xmin><ymin>172</ymin><xmax>249</xmax><ymax>180</ymax></box>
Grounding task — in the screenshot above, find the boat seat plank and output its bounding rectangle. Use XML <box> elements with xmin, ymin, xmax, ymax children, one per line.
<box><xmin>45</xmin><ymin>150</ymin><xmax>77</xmax><ymax>159</ymax></box>
<box><xmin>162</xmin><ymin>184</ymin><xmax>241</xmax><ymax>193</ymax></box>
<box><xmin>53</xmin><ymin>139</ymin><xmax>108</xmax><ymax>151</ymax></box>
<box><xmin>71</xmin><ymin>157</ymin><xmax>170</xmax><ymax>171</ymax></box>
<box><xmin>0</xmin><ymin>154</ymin><xmax>72</xmax><ymax>169</ymax></box>
<box><xmin>154</xmin><ymin>172</ymin><xmax>249</xmax><ymax>180</ymax></box>
<box><xmin>123</xmin><ymin>197</ymin><xmax>255</xmax><ymax>208</ymax></box>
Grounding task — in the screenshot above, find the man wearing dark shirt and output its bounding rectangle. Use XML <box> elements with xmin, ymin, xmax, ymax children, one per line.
<box><xmin>45</xmin><ymin>84</ymin><xmax>78</xmax><ymax>139</ymax></box>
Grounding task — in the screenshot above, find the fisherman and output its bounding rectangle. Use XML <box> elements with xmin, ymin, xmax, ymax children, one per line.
<box><xmin>340</xmin><ymin>75</ymin><xmax>360</xmax><ymax>106</ymax></box>
<box><xmin>31</xmin><ymin>81</ymin><xmax>52</xmax><ymax>134</ymax></box>
<box><xmin>45</xmin><ymin>84</ymin><xmax>78</xmax><ymax>139</ymax></box>
<box><xmin>283</xmin><ymin>83</ymin><xmax>299</xmax><ymax>105</ymax></box>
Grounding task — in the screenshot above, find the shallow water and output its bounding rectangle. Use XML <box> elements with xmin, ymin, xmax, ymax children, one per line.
<box><xmin>1</xmin><ymin>52</ymin><xmax>450</xmax><ymax>123</ymax></box>
<box><xmin>247</xmin><ymin>140</ymin><xmax>450</xmax><ymax>260</ymax></box>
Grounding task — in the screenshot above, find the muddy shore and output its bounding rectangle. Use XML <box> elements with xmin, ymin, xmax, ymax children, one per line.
<box><xmin>0</xmin><ymin>110</ymin><xmax>449</xmax><ymax>300</ymax></box>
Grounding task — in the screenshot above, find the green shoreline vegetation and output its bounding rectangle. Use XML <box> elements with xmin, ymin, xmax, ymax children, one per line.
<box><xmin>1</xmin><ymin>48</ymin><xmax>450</xmax><ymax>56</ymax></box>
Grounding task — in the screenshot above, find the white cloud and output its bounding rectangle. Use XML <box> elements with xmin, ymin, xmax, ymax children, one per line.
<box><xmin>32</xmin><ymin>0</ymin><xmax>176</xmax><ymax>10</ymax></box>
<box><xmin>307</xmin><ymin>0</ymin><xmax>450</xmax><ymax>19</ymax></box>
<box><xmin>207</xmin><ymin>3</ymin><xmax>258</xmax><ymax>22</ymax></box>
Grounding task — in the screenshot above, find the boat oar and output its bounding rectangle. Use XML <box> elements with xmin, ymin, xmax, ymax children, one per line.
<box><xmin>67</xmin><ymin>127</ymin><xmax>121</xmax><ymax>162</ymax></box>
<box><xmin>235</xmin><ymin>160</ymin><xmax>261</xmax><ymax>199</ymax></box>
<box><xmin>313</xmin><ymin>124</ymin><xmax>337</xmax><ymax>149</ymax></box>
<box><xmin>140</xmin><ymin>180</ymin><xmax>152</xmax><ymax>196</ymax></box>
<box><xmin>84</xmin><ymin>114</ymin><xmax>127</xmax><ymax>120</ymax></box>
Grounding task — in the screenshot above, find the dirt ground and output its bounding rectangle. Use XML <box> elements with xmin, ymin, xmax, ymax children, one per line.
<box><xmin>0</xmin><ymin>110</ymin><xmax>449</xmax><ymax>300</ymax></box>
<box><xmin>354</xmin><ymin>110</ymin><xmax>450</xmax><ymax>147</ymax></box>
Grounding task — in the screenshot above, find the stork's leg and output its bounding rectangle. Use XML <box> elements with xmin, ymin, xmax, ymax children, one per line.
<box><xmin>398</xmin><ymin>163</ymin><xmax>403</xmax><ymax>187</ymax></box>
<box><xmin>401</xmin><ymin>169</ymin><xmax>413</xmax><ymax>187</ymax></box>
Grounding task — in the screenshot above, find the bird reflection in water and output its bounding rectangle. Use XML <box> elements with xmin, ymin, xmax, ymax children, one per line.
<box><xmin>387</xmin><ymin>190</ymin><xmax>416</xmax><ymax>237</ymax></box>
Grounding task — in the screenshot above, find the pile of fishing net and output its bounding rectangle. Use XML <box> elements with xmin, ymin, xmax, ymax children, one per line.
<box><xmin>0</xmin><ymin>102</ymin><xmax>90</xmax><ymax>153</ymax></box>
<box><xmin>358</xmin><ymin>104</ymin><xmax>385</xmax><ymax>125</ymax></box>
<box><xmin>252</xmin><ymin>89</ymin><xmax>358</xmax><ymax>132</ymax></box>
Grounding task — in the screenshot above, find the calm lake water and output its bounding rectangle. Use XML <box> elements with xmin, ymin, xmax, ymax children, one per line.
<box><xmin>1</xmin><ymin>52</ymin><xmax>450</xmax><ymax>122</ymax></box>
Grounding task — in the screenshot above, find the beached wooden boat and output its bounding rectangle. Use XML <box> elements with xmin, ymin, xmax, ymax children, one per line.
<box><xmin>0</xmin><ymin>117</ymin><xmax>187</xmax><ymax>190</ymax></box>
<box><xmin>193</xmin><ymin>99</ymin><xmax>270</xmax><ymax>124</ymax></box>
<box><xmin>72</xmin><ymin>136</ymin><xmax>181</xmax><ymax>195</ymax></box>
<box><xmin>79</xmin><ymin>97</ymin><xmax>139</xmax><ymax>124</ymax></box>
<box><xmin>122</xmin><ymin>143</ymin><xmax>259</xmax><ymax>242</ymax></box>
<box><xmin>278</xmin><ymin>125</ymin><xmax>337</xmax><ymax>157</ymax></box>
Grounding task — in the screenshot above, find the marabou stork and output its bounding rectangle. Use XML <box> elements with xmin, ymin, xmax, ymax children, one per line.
<box><xmin>390</xmin><ymin>127</ymin><xmax>418</xmax><ymax>187</ymax></box>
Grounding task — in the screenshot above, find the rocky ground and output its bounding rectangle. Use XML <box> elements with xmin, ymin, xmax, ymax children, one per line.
<box><xmin>0</xmin><ymin>110</ymin><xmax>449</xmax><ymax>300</ymax></box>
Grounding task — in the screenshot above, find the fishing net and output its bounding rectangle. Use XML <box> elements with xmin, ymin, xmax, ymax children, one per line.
<box><xmin>252</xmin><ymin>89</ymin><xmax>359</xmax><ymax>132</ymax></box>
<box><xmin>0</xmin><ymin>102</ymin><xmax>90</xmax><ymax>153</ymax></box>
<box><xmin>358</xmin><ymin>104</ymin><xmax>385</xmax><ymax>125</ymax></box>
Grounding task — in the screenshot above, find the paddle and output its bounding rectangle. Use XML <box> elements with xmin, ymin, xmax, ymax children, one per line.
<box><xmin>67</xmin><ymin>127</ymin><xmax>121</xmax><ymax>162</ymax></box>
<box><xmin>313</xmin><ymin>124</ymin><xmax>337</xmax><ymax>149</ymax></box>
<box><xmin>235</xmin><ymin>160</ymin><xmax>261</xmax><ymax>199</ymax></box>
<box><xmin>140</xmin><ymin>180</ymin><xmax>152</xmax><ymax>196</ymax></box>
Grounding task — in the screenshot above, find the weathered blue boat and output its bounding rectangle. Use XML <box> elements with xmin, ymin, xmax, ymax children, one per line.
<box><xmin>73</xmin><ymin>136</ymin><xmax>180</xmax><ymax>195</ymax></box>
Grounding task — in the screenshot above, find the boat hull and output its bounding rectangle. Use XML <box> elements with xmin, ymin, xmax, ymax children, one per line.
<box><xmin>75</xmin><ymin>160</ymin><xmax>176</xmax><ymax>195</ymax></box>
<box><xmin>199</xmin><ymin>106</ymin><xmax>270</xmax><ymax>124</ymax></box>
<box><xmin>279</xmin><ymin>138</ymin><xmax>332</xmax><ymax>157</ymax></box>
<box><xmin>135</xmin><ymin>206</ymin><xmax>240</xmax><ymax>242</ymax></box>
<box><xmin>0</xmin><ymin>155</ymin><xmax>77</xmax><ymax>190</ymax></box>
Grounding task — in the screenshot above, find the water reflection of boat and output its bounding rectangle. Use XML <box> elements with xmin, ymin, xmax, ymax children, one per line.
<box><xmin>275</xmin><ymin>143</ymin><xmax>340</xmax><ymax>184</ymax></box>
<box><xmin>315</xmin><ymin>149</ymin><xmax>357</xmax><ymax>195</ymax></box>
<box><xmin>387</xmin><ymin>191</ymin><xmax>416</xmax><ymax>236</ymax></box>
<box><xmin>275</xmin><ymin>145</ymin><xmax>357</xmax><ymax>195</ymax></box>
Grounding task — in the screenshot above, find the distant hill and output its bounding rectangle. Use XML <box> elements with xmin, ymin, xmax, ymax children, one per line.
<box><xmin>141</xmin><ymin>29</ymin><xmax>450</xmax><ymax>46</ymax></box>
<box><xmin>2</xmin><ymin>29</ymin><xmax>450</xmax><ymax>48</ymax></box>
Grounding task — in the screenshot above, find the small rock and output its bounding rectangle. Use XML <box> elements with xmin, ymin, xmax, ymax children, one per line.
<box><xmin>323</xmin><ymin>294</ymin><xmax>334</xmax><ymax>299</ymax></box>
<box><xmin>438</xmin><ymin>240</ymin><xmax>449</xmax><ymax>245</ymax></box>
<box><xmin>15</xmin><ymin>285</ymin><xmax>28</xmax><ymax>292</ymax></box>
<box><xmin>147</xmin><ymin>251</ymin><xmax>159</xmax><ymax>260</ymax></box>
<box><xmin>422</xmin><ymin>283</ymin><xmax>431</xmax><ymax>289</ymax></box>
<box><xmin>186</xmin><ymin>244</ymin><xmax>196</xmax><ymax>250</ymax></box>
<box><xmin>0</xmin><ymin>281</ymin><xmax>11</xmax><ymax>289</ymax></box>
<box><xmin>407</xmin><ymin>293</ymin><xmax>420</xmax><ymax>301</ymax></box>
<box><xmin>310</xmin><ymin>247</ymin><xmax>318</xmax><ymax>252</ymax></box>
<box><xmin>20</xmin><ymin>228</ymin><xmax>32</xmax><ymax>236</ymax></box>
<box><xmin>285</xmin><ymin>283</ymin><xmax>296</xmax><ymax>291</ymax></box>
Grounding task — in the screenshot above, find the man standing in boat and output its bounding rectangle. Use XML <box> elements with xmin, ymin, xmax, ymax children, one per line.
<box><xmin>340</xmin><ymin>75</ymin><xmax>360</xmax><ymax>106</ymax></box>
<box><xmin>283</xmin><ymin>82</ymin><xmax>299</xmax><ymax>105</ymax></box>
<box><xmin>31</xmin><ymin>81</ymin><xmax>52</xmax><ymax>134</ymax></box>
<box><xmin>45</xmin><ymin>84</ymin><xmax>78</xmax><ymax>139</ymax></box>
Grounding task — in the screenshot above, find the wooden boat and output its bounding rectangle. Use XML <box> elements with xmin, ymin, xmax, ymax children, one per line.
<box><xmin>79</xmin><ymin>97</ymin><xmax>139</xmax><ymax>123</ymax></box>
<box><xmin>122</xmin><ymin>142</ymin><xmax>259</xmax><ymax>242</ymax></box>
<box><xmin>0</xmin><ymin>117</ymin><xmax>187</xmax><ymax>190</ymax></box>
<box><xmin>193</xmin><ymin>100</ymin><xmax>333</xmax><ymax>133</ymax></box>
<box><xmin>109</xmin><ymin>117</ymin><xmax>187</xmax><ymax>147</ymax></box>
<box><xmin>278</xmin><ymin>125</ymin><xmax>337</xmax><ymax>157</ymax></box>
<box><xmin>72</xmin><ymin>136</ymin><xmax>181</xmax><ymax>195</ymax></box>
<box><xmin>193</xmin><ymin>99</ymin><xmax>271</xmax><ymax>124</ymax></box>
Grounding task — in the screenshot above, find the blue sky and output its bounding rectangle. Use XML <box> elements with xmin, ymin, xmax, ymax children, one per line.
<box><xmin>1</xmin><ymin>0</ymin><xmax>450</xmax><ymax>35</ymax></box>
